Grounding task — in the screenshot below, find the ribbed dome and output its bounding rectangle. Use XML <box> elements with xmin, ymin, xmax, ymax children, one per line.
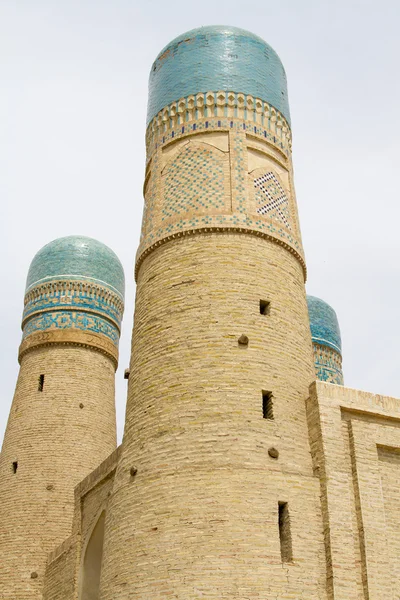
<box><xmin>26</xmin><ymin>236</ymin><xmax>125</xmax><ymax>299</ymax></box>
<box><xmin>148</xmin><ymin>25</ymin><xmax>290</xmax><ymax>125</ymax></box>
<box><xmin>307</xmin><ymin>295</ymin><xmax>342</xmax><ymax>354</ymax></box>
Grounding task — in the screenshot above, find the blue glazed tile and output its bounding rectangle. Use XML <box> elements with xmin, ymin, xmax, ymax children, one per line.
<box><xmin>26</xmin><ymin>236</ymin><xmax>125</xmax><ymax>299</ymax></box>
<box><xmin>148</xmin><ymin>26</ymin><xmax>290</xmax><ymax>125</ymax></box>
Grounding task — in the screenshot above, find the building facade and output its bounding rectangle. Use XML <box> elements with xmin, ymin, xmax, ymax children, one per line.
<box><xmin>1</xmin><ymin>25</ymin><xmax>399</xmax><ymax>600</ymax></box>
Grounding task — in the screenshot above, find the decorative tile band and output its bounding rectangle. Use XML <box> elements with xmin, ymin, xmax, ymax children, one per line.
<box><xmin>23</xmin><ymin>281</ymin><xmax>124</xmax><ymax>331</ymax></box>
<box><xmin>22</xmin><ymin>310</ymin><xmax>119</xmax><ymax>347</ymax></box>
<box><xmin>313</xmin><ymin>343</ymin><xmax>344</xmax><ymax>386</ymax></box>
<box><xmin>146</xmin><ymin>92</ymin><xmax>291</xmax><ymax>160</ymax></box>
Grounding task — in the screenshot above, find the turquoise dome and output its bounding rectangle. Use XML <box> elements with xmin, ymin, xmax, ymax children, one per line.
<box><xmin>307</xmin><ymin>295</ymin><xmax>342</xmax><ymax>354</ymax></box>
<box><xmin>26</xmin><ymin>236</ymin><xmax>125</xmax><ymax>299</ymax></box>
<box><xmin>148</xmin><ymin>25</ymin><xmax>290</xmax><ymax>125</ymax></box>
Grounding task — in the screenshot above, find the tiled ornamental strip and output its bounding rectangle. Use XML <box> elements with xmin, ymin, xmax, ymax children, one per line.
<box><xmin>18</xmin><ymin>279</ymin><xmax>124</xmax><ymax>367</ymax></box>
<box><xmin>145</xmin><ymin>91</ymin><xmax>291</xmax><ymax>158</ymax></box>
<box><xmin>137</xmin><ymin>91</ymin><xmax>306</xmax><ymax>280</ymax></box>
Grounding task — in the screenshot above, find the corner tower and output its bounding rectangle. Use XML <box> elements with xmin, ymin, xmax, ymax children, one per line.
<box><xmin>99</xmin><ymin>27</ymin><xmax>326</xmax><ymax>599</ymax></box>
<box><xmin>0</xmin><ymin>236</ymin><xmax>124</xmax><ymax>600</ymax></box>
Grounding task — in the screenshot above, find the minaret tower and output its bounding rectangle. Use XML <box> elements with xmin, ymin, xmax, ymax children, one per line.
<box><xmin>0</xmin><ymin>236</ymin><xmax>124</xmax><ymax>600</ymax></box>
<box><xmin>100</xmin><ymin>27</ymin><xmax>326</xmax><ymax>599</ymax></box>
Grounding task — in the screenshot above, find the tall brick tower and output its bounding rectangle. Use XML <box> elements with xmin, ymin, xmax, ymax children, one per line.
<box><xmin>0</xmin><ymin>236</ymin><xmax>124</xmax><ymax>600</ymax></box>
<box><xmin>99</xmin><ymin>26</ymin><xmax>327</xmax><ymax>599</ymax></box>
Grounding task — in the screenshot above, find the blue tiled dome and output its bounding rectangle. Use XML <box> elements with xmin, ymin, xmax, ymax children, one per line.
<box><xmin>148</xmin><ymin>25</ymin><xmax>290</xmax><ymax>125</ymax></box>
<box><xmin>307</xmin><ymin>295</ymin><xmax>342</xmax><ymax>354</ymax></box>
<box><xmin>26</xmin><ymin>236</ymin><xmax>125</xmax><ymax>299</ymax></box>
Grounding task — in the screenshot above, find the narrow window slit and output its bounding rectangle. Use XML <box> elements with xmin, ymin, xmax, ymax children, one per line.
<box><xmin>38</xmin><ymin>374</ymin><xmax>44</xmax><ymax>392</ymax></box>
<box><xmin>260</xmin><ymin>300</ymin><xmax>270</xmax><ymax>315</ymax></box>
<box><xmin>12</xmin><ymin>461</ymin><xmax>18</xmax><ymax>474</ymax></box>
<box><xmin>262</xmin><ymin>391</ymin><xmax>274</xmax><ymax>420</ymax></box>
<box><xmin>278</xmin><ymin>502</ymin><xmax>293</xmax><ymax>563</ymax></box>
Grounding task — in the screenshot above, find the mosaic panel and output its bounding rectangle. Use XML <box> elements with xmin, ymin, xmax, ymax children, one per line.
<box><xmin>313</xmin><ymin>344</ymin><xmax>344</xmax><ymax>386</ymax></box>
<box><xmin>254</xmin><ymin>171</ymin><xmax>291</xmax><ymax>229</ymax></box>
<box><xmin>162</xmin><ymin>145</ymin><xmax>225</xmax><ymax>218</ymax></box>
<box><xmin>231</xmin><ymin>132</ymin><xmax>247</xmax><ymax>214</ymax></box>
<box><xmin>23</xmin><ymin>311</ymin><xmax>119</xmax><ymax>346</ymax></box>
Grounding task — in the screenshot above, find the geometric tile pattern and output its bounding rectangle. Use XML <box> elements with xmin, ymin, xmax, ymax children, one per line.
<box><xmin>163</xmin><ymin>145</ymin><xmax>225</xmax><ymax>218</ymax></box>
<box><xmin>254</xmin><ymin>171</ymin><xmax>291</xmax><ymax>229</ymax></box>
<box><xmin>23</xmin><ymin>286</ymin><xmax>123</xmax><ymax>329</ymax></box>
<box><xmin>232</xmin><ymin>133</ymin><xmax>247</xmax><ymax>214</ymax></box>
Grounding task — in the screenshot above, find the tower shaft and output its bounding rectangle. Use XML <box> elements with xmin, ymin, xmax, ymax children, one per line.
<box><xmin>0</xmin><ymin>347</ymin><xmax>116</xmax><ymax>599</ymax></box>
<box><xmin>0</xmin><ymin>236</ymin><xmax>124</xmax><ymax>599</ymax></box>
<box><xmin>98</xmin><ymin>27</ymin><xmax>327</xmax><ymax>599</ymax></box>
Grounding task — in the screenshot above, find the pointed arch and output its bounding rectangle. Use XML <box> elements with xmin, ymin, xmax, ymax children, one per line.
<box><xmin>79</xmin><ymin>510</ymin><xmax>106</xmax><ymax>600</ymax></box>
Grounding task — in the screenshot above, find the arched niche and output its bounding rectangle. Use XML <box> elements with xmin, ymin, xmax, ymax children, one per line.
<box><xmin>79</xmin><ymin>510</ymin><xmax>106</xmax><ymax>600</ymax></box>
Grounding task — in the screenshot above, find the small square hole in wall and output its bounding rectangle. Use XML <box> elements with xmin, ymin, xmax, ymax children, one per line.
<box><xmin>38</xmin><ymin>374</ymin><xmax>44</xmax><ymax>392</ymax></box>
<box><xmin>12</xmin><ymin>461</ymin><xmax>18</xmax><ymax>474</ymax></box>
<box><xmin>262</xmin><ymin>391</ymin><xmax>274</xmax><ymax>420</ymax></box>
<box><xmin>260</xmin><ymin>300</ymin><xmax>271</xmax><ymax>316</ymax></box>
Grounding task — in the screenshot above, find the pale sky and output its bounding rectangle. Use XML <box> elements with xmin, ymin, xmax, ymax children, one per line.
<box><xmin>1</xmin><ymin>0</ymin><xmax>399</xmax><ymax>445</ymax></box>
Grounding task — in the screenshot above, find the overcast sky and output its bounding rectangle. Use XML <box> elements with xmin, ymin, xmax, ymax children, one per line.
<box><xmin>1</xmin><ymin>0</ymin><xmax>399</xmax><ymax>445</ymax></box>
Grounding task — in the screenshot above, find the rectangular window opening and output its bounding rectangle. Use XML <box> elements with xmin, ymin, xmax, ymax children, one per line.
<box><xmin>278</xmin><ymin>501</ymin><xmax>293</xmax><ymax>563</ymax></box>
<box><xmin>262</xmin><ymin>391</ymin><xmax>274</xmax><ymax>420</ymax></box>
<box><xmin>38</xmin><ymin>374</ymin><xmax>44</xmax><ymax>392</ymax></box>
<box><xmin>260</xmin><ymin>300</ymin><xmax>271</xmax><ymax>316</ymax></box>
<box><xmin>12</xmin><ymin>461</ymin><xmax>18</xmax><ymax>474</ymax></box>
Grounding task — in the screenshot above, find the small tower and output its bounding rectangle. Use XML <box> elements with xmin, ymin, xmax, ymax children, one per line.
<box><xmin>0</xmin><ymin>236</ymin><xmax>124</xmax><ymax>600</ymax></box>
<box><xmin>307</xmin><ymin>295</ymin><xmax>344</xmax><ymax>385</ymax></box>
<box><xmin>99</xmin><ymin>27</ymin><xmax>326</xmax><ymax>599</ymax></box>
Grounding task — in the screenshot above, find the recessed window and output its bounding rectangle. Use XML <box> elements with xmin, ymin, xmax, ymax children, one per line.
<box><xmin>12</xmin><ymin>461</ymin><xmax>18</xmax><ymax>474</ymax></box>
<box><xmin>278</xmin><ymin>502</ymin><xmax>293</xmax><ymax>563</ymax></box>
<box><xmin>260</xmin><ymin>300</ymin><xmax>270</xmax><ymax>316</ymax></box>
<box><xmin>38</xmin><ymin>374</ymin><xmax>44</xmax><ymax>392</ymax></box>
<box><xmin>262</xmin><ymin>391</ymin><xmax>274</xmax><ymax>420</ymax></box>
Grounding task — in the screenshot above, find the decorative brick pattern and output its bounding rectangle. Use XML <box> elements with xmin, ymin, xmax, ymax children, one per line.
<box><xmin>162</xmin><ymin>145</ymin><xmax>225</xmax><ymax>217</ymax></box>
<box><xmin>254</xmin><ymin>171</ymin><xmax>291</xmax><ymax>229</ymax></box>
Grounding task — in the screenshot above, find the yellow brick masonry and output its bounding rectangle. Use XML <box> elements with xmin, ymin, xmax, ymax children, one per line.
<box><xmin>307</xmin><ymin>381</ymin><xmax>400</xmax><ymax>600</ymax></box>
<box><xmin>98</xmin><ymin>234</ymin><xmax>328</xmax><ymax>599</ymax></box>
<box><xmin>0</xmin><ymin>345</ymin><xmax>117</xmax><ymax>600</ymax></box>
<box><xmin>42</xmin><ymin>448</ymin><xmax>121</xmax><ymax>600</ymax></box>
